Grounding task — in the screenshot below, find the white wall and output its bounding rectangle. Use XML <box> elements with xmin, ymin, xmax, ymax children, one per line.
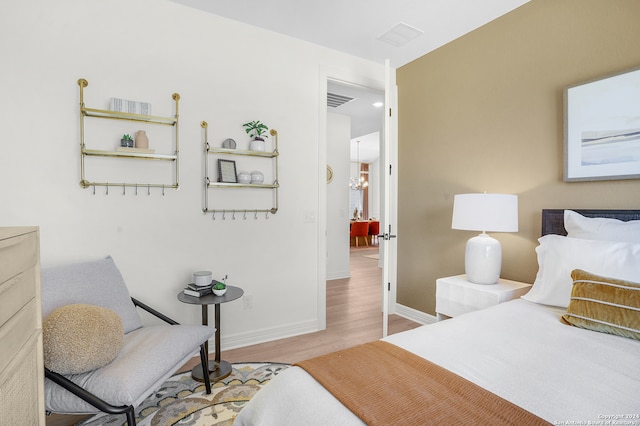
<box><xmin>0</xmin><ymin>0</ymin><xmax>384</xmax><ymax>350</ymax></box>
<box><xmin>326</xmin><ymin>113</ymin><xmax>351</xmax><ymax>280</ymax></box>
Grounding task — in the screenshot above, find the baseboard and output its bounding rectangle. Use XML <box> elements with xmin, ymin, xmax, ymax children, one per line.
<box><xmin>219</xmin><ymin>305</ymin><xmax>436</xmax><ymax>352</ymax></box>
<box><xmin>326</xmin><ymin>270</ymin><xmax>350</xmax><ymax>280</ymax></box>
<box><xmin>220</xmin><ymin>319</ymin><xmax>320</xmax><ymax>351</ymax></box>
<box><xmin>394</xmin><ymin>303</ymin><xmax>436</xmax><ymax>325</ymax></box>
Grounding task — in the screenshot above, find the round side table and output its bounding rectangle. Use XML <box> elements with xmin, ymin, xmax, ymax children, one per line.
<box><xmin>177</xmin><ymin>285</ymin><xmax>243</xmax><ymax>382</ymax></box>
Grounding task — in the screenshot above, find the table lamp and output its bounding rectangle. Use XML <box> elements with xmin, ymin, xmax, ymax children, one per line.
<box><xmin>451</xmin><ymin>193</ymin><xmax>518</xmax><ymax>284</ymax></box>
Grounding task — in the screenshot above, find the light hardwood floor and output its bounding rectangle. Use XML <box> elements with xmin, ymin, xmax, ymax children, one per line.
<box><xmin>46</xmin><ymin>246</ymin><xmax>420</xmax><ymax>425</ymax></box>
<box><xmin>220</xmin><ymin>246</ymin><xmax>420</xmax><ymax>364</ymax></box>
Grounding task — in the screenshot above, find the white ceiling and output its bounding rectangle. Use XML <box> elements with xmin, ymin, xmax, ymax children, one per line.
<box><xmin>351</xmin><ymin>131</ymin><xmax>381</xmax><ymax>165</ymax></box>
<box><xmin>170</xmin><ymin>0</ymin><xmax>530</xmax><ymax>68</ymax></box>
<box><xmin>328</xmin><ymin>81</ymin><xmax>384</xmax><ymax>134</ymax></box>
<box><xmin>169</xmin><ymin>0</ymin><xmax>531</xmax><ymax>163</ymax></box>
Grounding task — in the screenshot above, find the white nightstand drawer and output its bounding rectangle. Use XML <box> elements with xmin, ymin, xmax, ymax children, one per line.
<box><xmin>436</xmin><ymin>275</ymin><xmax>531</xmax><ymax>319</ymax></box>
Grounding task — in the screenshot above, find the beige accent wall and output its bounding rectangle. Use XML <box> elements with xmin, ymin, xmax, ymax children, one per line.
<box><xmin>397</xmin><ymin>0</ymin><xmax>640</xmax><ymax>315</ymax></box>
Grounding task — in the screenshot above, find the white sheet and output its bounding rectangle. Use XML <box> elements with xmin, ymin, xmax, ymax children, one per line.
<box><xmin>235</xmin><ymin>299</ymin><xmax>640</xmax><ymax>425</ymax></box>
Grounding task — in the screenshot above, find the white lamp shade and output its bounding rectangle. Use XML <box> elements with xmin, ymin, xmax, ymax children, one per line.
<box><xmin>451</xmin><ymin>193</ymin><xmax>518</xmax><ymax>233</ymax></box>
<box><xmin>452</xmin><ymin>193</ymin><xmax>518</xmax><ymax>284</ymax></box>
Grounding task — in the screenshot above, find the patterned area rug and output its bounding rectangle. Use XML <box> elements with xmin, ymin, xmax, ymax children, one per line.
<box><xmin>77</xmin><ymin>363</ymin><xmax>289</xmax><ymax>426</ymax></box>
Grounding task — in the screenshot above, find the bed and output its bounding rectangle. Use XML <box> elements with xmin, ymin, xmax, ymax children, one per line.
<box><xmin>235</xmin><ymin>209</ymin><xmax>640</xmax><ymax>425</ymax></box>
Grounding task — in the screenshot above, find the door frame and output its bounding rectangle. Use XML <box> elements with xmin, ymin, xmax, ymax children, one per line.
<box><xmin>317</xmin><ymin>64</ymin><xmax>398</xmax><ymax>331</ymax></box>
<box><xmin>381</xmin><ymin>59</ymin><xmax>399</xmax><ymax>336</ymax></box>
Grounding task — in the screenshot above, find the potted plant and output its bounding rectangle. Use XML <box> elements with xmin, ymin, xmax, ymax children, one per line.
<box><xmin>120</xmin><ymin>134</ymin><xmax>134</xmax><ymax>148</ymax></box>
<box><xmin>242</xmin><ymin>120</ymin><xmax>269</xmax><ymax>151</ymax></box>
<box><xmin>212</xmin><ymin>281</ymin><xmax>227</xmax><ymax>296</ymax></box>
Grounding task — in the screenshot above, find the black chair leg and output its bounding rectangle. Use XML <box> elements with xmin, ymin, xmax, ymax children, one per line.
<box><xmin>125</xmin><ymin>406</ymin><xmax>136</xmax><ymax>426</ymax></box>
<box><xmin>46</xmin><ymin>368</ymin><xmax>137</xmax><ymax>425</ymax></box>
<box><xmin>200</xmin><ymin>344</ymin><xmax>212</xmax><ymax>394</ymax></box>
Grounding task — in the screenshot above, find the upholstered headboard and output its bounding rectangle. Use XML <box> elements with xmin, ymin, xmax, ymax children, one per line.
<box><xmin>541</xmin><ymin>209</ymin><xmax>640</xmax><ymax>236</ymax></box>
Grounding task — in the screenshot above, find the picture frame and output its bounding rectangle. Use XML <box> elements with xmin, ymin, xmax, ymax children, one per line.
<box><xmin>564</xmin><ymin>66</ymin><xmax>640</xmax><ymax>182</ymax></box>
<box><xmin>217</xmin><ymin>159</ymin><xmax>237</xmax><ymax>183</ymax></box>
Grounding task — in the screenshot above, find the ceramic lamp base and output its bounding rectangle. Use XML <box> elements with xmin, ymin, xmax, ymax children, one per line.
<box><xmin>464</xmin><ymin>232</ymin><xmax>501</xmax><ymax>284</ymax></box>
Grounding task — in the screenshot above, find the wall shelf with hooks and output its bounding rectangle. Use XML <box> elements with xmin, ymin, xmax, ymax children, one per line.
<box><xmin>77</xmin><ymin>78</ymin><xmax>180</xmax><ymax>193</ymax></box>
<box><xmin>201</xmin><ymin>121</ymin><xmax>279</xmax><ymax>218</ymax></box>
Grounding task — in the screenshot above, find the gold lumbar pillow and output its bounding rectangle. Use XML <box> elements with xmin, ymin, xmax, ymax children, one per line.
<box><xmin>561</xmin><ymin>269</ymin><xmax>640</xmax><ymax>341</ymax></box>
<box><xmin>43</xmin><ymin>304</ymin><xmax>124</xmax><ymax>374</ymax></box>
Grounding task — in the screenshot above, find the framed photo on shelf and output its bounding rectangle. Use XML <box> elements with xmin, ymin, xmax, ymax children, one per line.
<box><xmin>217</xmin><ymin>159</ymin><xmax>237</xmax><ymax>183</ymax></box>
<box><xmin>564</xmin><ymin>66</ymin><xmax>640</xmax><ymax>181</ymax></box>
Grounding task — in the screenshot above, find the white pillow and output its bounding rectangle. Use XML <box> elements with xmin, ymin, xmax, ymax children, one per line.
<box><xmin>564</xmin><ymin>210</ymin><xmax>640</xmax><ymax>242</ymax></box>
<box><xmin>522</xmin><ymin>234</ymin><xmax>640</xmax><ymax>307</ymax></box>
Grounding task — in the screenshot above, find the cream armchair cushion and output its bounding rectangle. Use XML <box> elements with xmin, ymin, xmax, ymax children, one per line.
<box><xmin>43</xmin><ymin>304</ymin><xmax>124</xmax><ymax>374</ymax></box>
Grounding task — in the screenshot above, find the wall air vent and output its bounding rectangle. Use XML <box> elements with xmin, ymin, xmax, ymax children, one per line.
<box><xmin>327</xmin><ymin>92</ymin><xmax>354</xmax><ymax>108</ymax></box>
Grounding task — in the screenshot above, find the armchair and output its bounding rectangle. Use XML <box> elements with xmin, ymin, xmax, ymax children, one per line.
<box><xmin>41</xmin><ymin>256</ymin><xmax>213</xmax><ymax>426</ymax></box>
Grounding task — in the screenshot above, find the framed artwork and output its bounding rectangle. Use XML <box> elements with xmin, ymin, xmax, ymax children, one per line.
<box><xmin>217</xmin><ymin>159</ymin><xmax>237</xmax><ymax>183</ymax></box>
<box><xmin>564</xmin><ymin>66</ymin><xmax>640</xmax><ymax>181</ymax></box>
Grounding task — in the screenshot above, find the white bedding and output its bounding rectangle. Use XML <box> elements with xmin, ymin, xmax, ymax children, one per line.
<box><xmin>235</xmin><ymin>299</ymin><xmax>640</xmax><ymax>425</ymax></box>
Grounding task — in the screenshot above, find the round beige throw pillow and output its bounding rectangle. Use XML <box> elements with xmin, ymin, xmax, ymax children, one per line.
<box><xmin>43</xmin><ymin>304</ymin><xmax>124</xmax><ymax>374</ymax></box>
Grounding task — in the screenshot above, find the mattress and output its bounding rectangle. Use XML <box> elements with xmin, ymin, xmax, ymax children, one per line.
<box><xmin>235</xmin><ymin>299</ymin><xmax>640</xmax><ymax>425</ymax></box>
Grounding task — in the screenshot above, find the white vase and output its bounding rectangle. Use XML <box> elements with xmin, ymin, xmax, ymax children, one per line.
<box><xmin>250</xmin><ymin>171</ymin><xmax>264</xmax><ymax>184</ymax></box>
<box><xmin>249</xmin><ymin>138</ymin><xmax>265</xmax><ymax>151</ymax></box>
<box><xmin>237</xmin><ymin>172</ymin><xmax>251</xmax><ymax>184</ymax></box>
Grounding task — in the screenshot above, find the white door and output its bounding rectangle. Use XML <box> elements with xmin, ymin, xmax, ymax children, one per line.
<box><xmin>381</xmin><ymin>59</ymin><xmax>398</xmax><ymax>337</ymax></box>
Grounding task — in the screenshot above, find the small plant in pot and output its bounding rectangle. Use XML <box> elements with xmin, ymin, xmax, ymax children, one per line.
<box><xmin>212</xmin><ymin>281</ymin><xmax>227</xmax><ymax>296</ymax></box>
<box><xmin>120</xmin><ymin>134</ymin><xmax>134</xmax><ymax>148</ymax></box>
<box><xmin>242</xmin><ymin>120</ymin><xmax>269</xmax><ymax>151</ymax></box>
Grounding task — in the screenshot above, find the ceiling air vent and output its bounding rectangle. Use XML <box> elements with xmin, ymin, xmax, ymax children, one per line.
<box><xmin>377</xmin><ymin>22</ymin><xmax>424</xmax><ymax>47</ymax></box>
<box><xmin>327</xmin><ymin>92</ymin><xmax>354</xmax><ymax>108</ymax></box>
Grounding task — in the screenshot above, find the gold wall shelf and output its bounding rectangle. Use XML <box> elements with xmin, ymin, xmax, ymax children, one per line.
<box><xmin>201</xmin><ymin>121</ymin><xmax>279</xmax><ymax>218</ymax></box>
<box><xmin>82</xmin><ymin>149</ymin><xmax>177</xmax><ymax>161</ymax></box>
<box><xmin>207</xmin><ymin>182</ymin><xmax>279</xmax><ymax>189</ymax></box>
<box><xmin>207</xmin><ymin>147</ymin><xmax>277</xmax><ymax>158</ymax></box>
<box><xmin>77</xmin><ymin>78</ymin><xmax>180</xmax><ymax>193</ymax></box>
<box><xmin>81</xmin><ymin>108</ymin><xmax>177</xmax><ymax>125</ymax></box>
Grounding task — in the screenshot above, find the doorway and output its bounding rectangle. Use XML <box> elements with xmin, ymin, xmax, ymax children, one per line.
<box><xmin>317</xmin><ymin>64</ymin><xmax>397</xmax><ymax>333</ymax></box>
<box><xmin>326</xmin><ymin>79</ymin><xmax>383</xmax><ymax>269</ymax></box>
<box><xmin>325</xmin><ymin>78</ymin><xmax>386</xmax><ymax>328</ymax></box>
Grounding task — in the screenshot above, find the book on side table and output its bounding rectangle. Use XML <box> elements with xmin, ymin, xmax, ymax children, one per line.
<box><xmin>182</xmin><ymin>280</ymin><xmax>224</xmax><ymax>297</ymax></box>
<box><xmin>183</xmin><ymin>283</ymin><xmax>213</xmax><ymax>297</ymax></box>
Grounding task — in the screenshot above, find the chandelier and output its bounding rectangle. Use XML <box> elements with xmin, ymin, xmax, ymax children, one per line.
<box><xmin>349</xmin><ymin>140</ymin><xmax>369</xmax><ymax>190</ymax></box>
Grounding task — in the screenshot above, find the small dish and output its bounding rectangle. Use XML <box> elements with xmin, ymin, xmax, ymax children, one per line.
<box><xmin>222</xmin><ymin>138</ymin><xmax>236</xmax><ymax>149</ymax></box>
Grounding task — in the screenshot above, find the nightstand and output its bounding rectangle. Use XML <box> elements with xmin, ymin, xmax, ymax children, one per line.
<box><xmin>435</xmin><ymin>275</ymin><xmax>532</xmax><ymax>321</ymax></box>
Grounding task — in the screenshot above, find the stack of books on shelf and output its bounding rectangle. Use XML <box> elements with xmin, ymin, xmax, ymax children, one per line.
<box><xmin>109</xmin><ymin>97</ymin><xmax>152</xmax><ymax>115</ymax></box>
<box><xmin>183</xmin><ymin>282</ymin><xmax>213</xmax><ymax>297</ymax></box>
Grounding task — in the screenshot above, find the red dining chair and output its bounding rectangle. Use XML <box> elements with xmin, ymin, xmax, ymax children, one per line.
<box><xmin>350</xmin><ymin>221</ymin><xmax>369</xmax><ymax>247</ymax></box>
<box><xmin>368</xmin><ymin>221</ymin><xmax>380</xmax><ymax>246</ymax></box>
